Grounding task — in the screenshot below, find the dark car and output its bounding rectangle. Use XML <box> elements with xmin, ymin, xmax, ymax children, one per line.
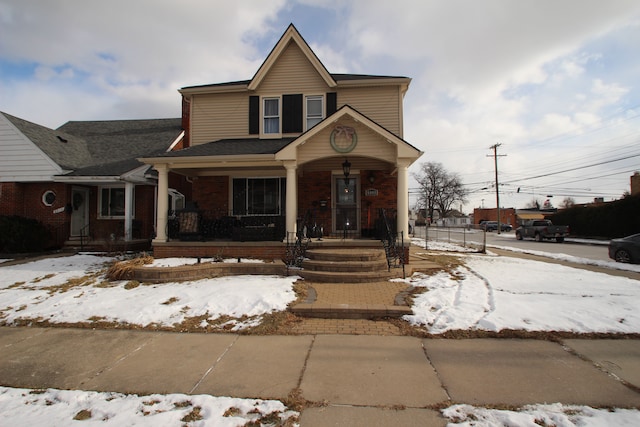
<box><xmin>608</xmin><ymin>233</ymin><xmax>640</xmax><ymax>264</ymax></box>
<box><xmin>481</xmin><ymin>221</ymin><xmax>512</xmax><ymax>232</ymax></box>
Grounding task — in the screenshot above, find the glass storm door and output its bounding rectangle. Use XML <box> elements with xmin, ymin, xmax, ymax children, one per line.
<box><xmin>70</xmin><ymin>187</ymin><xmax>90</xmax><ymax>237</ymax></box>
<box><xmin>333</xmin><ymin>176</ymin><xmax>359</xmax><ymax>235</ymax></box>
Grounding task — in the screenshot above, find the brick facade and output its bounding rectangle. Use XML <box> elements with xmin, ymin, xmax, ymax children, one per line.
<box><xmin>1</xmin><ymin>182</ymin><xmax>71</xmax><ymax>246</ymax></box>
<box><xmin>192</xmin><ymin>176</ymin><xmax>229</xmax><ymax>216</ymax></box>
<box><xmin>1</xmin><ymin>182</ymin><xmax>162</xmax><ymax>246</ymax></box>
<box><xmin>473</xmin><ymin>207</ymin><xmax>517</xmax><ymax>227</ymax></box>
<box><xmin>297</xmin><ymin>170</ymin><xmax>398</xmax><ymax>235</ymax></box>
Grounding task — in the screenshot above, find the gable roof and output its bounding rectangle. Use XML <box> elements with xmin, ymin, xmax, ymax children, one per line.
<box><xmin>248</xmin><ymin>24</ymin><xmax>335</xmax><ymax>91</ymax></box>
<box><xmin>141</xmin><ymin>105</ymin><xmax>422</xmax><ymax>168</ymax></box>
<box><xmin>275</xmin><ymin>104</ymin><xmax>423</xmax><ymax>162</ymax></box>
<box><xmin>0</xmin><ymin>112</ymin><xmax>183</xmax><ymax>181</ymax></box>
<box><xmin>179</xmin><ymin>25</ymin><xmax>411</xmax><ymax>96</ymax></box>
<box><xmin>2</xmin><ymin>112</ymin><xmax>93</xmax><ymax>170</ymax></box>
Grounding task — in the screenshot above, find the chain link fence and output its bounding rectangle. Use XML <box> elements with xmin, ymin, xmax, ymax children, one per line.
<box><xmin>410</xmin><ymin>225</ymin><xmax>487</xmax><ymax>253</ymax></box>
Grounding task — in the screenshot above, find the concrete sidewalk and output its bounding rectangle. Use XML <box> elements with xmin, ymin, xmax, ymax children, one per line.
<box><xmin>0</xmin><ymin>327</ymin><xmax>638</xmax><ymax>426</ymax></box>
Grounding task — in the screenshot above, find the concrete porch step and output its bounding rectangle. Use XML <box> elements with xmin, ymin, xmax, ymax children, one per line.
<box><xmin>290</xmin><ymin>303</ymin><xmax>412</xmax><ymax>319</ymax></box>
<box><xmin>305</xmin><ymin>248</ymin><xmax>385</xmax><ymax>262</ymax></box>
<box><xmin>301</xmin><ymin>258</ymin><xmax>388</xmax><ymax>273</ymax></box>
<box><xmin>298</xmin><ymin>269</ymin><xmax>398</xmax><ymax>283</ymax></box>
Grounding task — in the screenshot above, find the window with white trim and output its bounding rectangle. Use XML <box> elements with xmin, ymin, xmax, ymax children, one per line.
<box><xmin>232</xmin><ymin>177</ymin><xmax>286</xmax><ymax>216</ymax></box>
<box><xmin>306</xmin><ymin>95</ymin><xmax>323</xmax><ymax>130</ymax></box>
<box><xmin>99</xmin><ymin>186</ymin><xmax>131</xmax><ymax>218</ymax></box>
<box><xmin>263</xmin><ymin>97</ymin><xmax>280</xmax><ymax>134</ymax></box>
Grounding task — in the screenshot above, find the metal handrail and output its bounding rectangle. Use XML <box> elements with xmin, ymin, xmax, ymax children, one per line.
<box><xmin>378</xmin><ymin>208</ymin><xmax>405</xmax><ymax>278</ymax></box>
<box><xmin>79</xmin><ymin>223</ymin><xmax>91</xmax><ymax>251</ymax></box>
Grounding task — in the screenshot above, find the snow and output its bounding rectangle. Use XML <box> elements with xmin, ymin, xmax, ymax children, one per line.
<box><xmin>0</xmin><ymin>386</ymin><xmax>297</xmax><ymax>426</ymax></box>
<box><xmin>403</xmin><ymin>253</ymin><xmax>640</xmax><ymax>333</ymax></box>
<box><xmin>0</xmin><ymin>254</ymin><xmax>298</xmax><ymax>330</ymax></box>
<box><xmin>146</xmin><ymin>257</ymin><xmax>264</xmax><ymax>268</ymax></box>
<box><xmin>443</xmin><ymin>404</ymin><xmax>640</xmax><ymax>427</ymax></box>
<box><xmin>1</xmin><ymin>244</ymin><xmax>639</xmax><ymax>424</ymax></box>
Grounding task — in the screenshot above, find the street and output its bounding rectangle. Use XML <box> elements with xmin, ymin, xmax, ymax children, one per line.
<box><xmin>414</xmin><ymin>226</ymin><xmax>611</xmax><ymax>262</ymax></box>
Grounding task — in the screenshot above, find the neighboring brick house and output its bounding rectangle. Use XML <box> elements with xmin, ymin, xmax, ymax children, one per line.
<box><xmin>140</xmin><ymin>24</ymin><xmax>423</xmax><ymax>258</ymax></box>
<box><xmin>0</xmin><ymin>112</ymin><xmax>189</xmax><ymax>248</ymax></box>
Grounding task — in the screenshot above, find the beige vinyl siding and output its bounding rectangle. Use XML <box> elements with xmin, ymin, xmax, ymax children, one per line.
<box><xmin>297</xmin><ymin>118</ymin><xmax>396</xmax><ymax>166</ymax></box>
<box><xmin>337</xmin><ymin>86</ymin><xmax>402</xmax><ymax>136</ymax></box>
<box><xmin>0</xmin><ymin>117</ymin><xmax>61</xmax><ymax>182</ymax></box>
<box><xmin>257</xmin><ymin>42</ymin><xmax>330</xmax><ymax>95</ymax></box>
<box><xmin>190</xmin><ymin>92</ymin><xmax>249</xmax><ymax>146</ymax></box>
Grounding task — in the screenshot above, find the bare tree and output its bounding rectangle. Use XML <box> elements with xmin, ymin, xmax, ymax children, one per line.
<box><xmin>525</xmin><ymin>198</ymin><xmax>541</xmax><ymax>209</ymax></box>
<box><xmin>412</xmin><ymin>162</ymin><xmax>467</xmax><ymax>222</ymax></box>
<box><xmin>560</xmin><ymin>197</ymin><xmax>575</xmax><ymax>208</ymax></box>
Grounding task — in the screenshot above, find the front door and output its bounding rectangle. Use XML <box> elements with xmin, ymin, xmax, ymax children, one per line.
<box><xmin>70</xmin><ymin>187</ymin><xmax>90</xmax><ymax>237</ymax></box>
<box><xmin>333</xmin><ymin>176</ymin><xmax>359</xmax><ymax>236</ymax></box>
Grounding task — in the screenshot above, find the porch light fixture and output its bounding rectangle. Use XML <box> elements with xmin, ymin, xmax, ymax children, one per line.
<box><xmin>342</xmin><ymin>158</ymin><xmax>351</xmax><ymax>184</ymax></box>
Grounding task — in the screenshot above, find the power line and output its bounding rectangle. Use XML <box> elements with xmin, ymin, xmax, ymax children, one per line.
<box><xmin>501</xmin><ymin>152</ymin><xmax>640</xmax><ymax>185</ymax></box>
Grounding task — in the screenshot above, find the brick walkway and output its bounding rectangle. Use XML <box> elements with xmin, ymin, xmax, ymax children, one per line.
<box><xmin>286</xmin><ymin>245</ymin><xmax>442</xmax><ymax>335</ymax></box>
<box><xmin>311</xmin><ymin>281</ymin><xmax>408</xmax><ymax>305</ymax></box>
<box><xmin>290</xmin><ymin>318</ymin><xmax>402</xmax><ymax>335</ymax></box>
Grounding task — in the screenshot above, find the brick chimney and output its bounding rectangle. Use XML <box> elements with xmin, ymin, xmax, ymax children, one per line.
<box><xmin>631</xmin><ymin>172</ymin><xmax>640</xmax><ymax>196</ymax></box>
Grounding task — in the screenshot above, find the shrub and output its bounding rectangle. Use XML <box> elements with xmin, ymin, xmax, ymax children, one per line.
<box><xmin>0</xmin><ymin>215</ymin><xmax>53</xmax><ymax>254</ymax></box>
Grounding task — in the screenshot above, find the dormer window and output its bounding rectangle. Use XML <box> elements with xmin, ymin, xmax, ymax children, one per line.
<box><xmin>263</xmin><ymin>97</ymin><xmax>280</xmax><ymax>134</ymax></box>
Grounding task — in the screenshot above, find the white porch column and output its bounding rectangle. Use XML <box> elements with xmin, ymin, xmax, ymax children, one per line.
<box><xmin>396</xmin><ymin>159</ymin><xmax>410</xmax><ymax>239</ymax></box>
<box><xmin>154</xmin><ymin>164</ymin><xmax>169</xmax><ymax>242</ymax></box>
<box><xmin>124</xmin><ymin>181</ymin><xmax>134</xmax><ymax>241</ymax></box>
<box><xmin>284</xmin><ymin>161</ymin><xmax>298</xmax><ymax>237</ymax></box>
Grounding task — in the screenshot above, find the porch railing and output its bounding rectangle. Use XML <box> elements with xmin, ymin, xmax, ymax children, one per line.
<box><xmin>379</xmin><ymin>208</ymin><xmax>406</xmax><ymax>278</ymax></box>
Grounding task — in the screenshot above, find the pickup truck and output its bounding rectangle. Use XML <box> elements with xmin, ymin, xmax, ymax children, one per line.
<box><xmin>515</xmin><ymin>220</ymin><xmax>569</xmax><ymax>243</ymax></box>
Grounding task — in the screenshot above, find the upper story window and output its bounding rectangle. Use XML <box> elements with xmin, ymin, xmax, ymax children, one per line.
<box><xmin>249</xmin><ymin>93</ymin><xmax>336</xmax><ymax>136</ymax></box>
<box><xmin>263</xmin><ymin>97</ymin><xmax>280</xmax><ymax>134</ymax></box>
<box><xmin>306</xmin><ymin>95</ymin><xmax>323</xmax><ymax>130</ymax></box>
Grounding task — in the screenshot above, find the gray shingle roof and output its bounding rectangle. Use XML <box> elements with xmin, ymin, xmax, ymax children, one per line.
<box><xmin>180</xmin><ymin>74</ymin><xmax>408</xmax><ymax>91</ymax></box>
<box><xmin>154</xmin><ymin>137</ymin><xmax>296</xmax><ymax>158</ymax></box>
<box><xmin>2</xmin><ymin>112</ymin><xmax>183</xmax><ymax>177</ymax></box>
<box><xmin>58</xmin><ymin>118</ymin><xmax>183</xmax><ymax>165</ymax></box>
<box><xmin>2</xmin><ymin>112</ymin><xmax>93</xmax><ymax>170</ymax></box>
<box><xmin>67</xmin><ymin>158</ymin><xmax>147</xmax><ymax>177</ymax></box>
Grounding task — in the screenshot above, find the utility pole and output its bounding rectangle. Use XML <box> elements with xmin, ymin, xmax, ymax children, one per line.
<box><xmin>488</xmin><ymin>143</ymin><xmax>506</xmax><ymax>234</ymax></box>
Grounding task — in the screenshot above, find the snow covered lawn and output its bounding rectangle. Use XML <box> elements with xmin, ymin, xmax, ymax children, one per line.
<box><xmin>0</xmin><ymin>254</ymin><xmax>298</xmax><ymax>331</ymax></box>
<box><xmin>403</xmin><ymin>252</ymin><xmax>640</xmax><ymax>334</ymax></box>
<box><xmin>1</xmin><ymin>248</ymin><xmax>639</xmax><ymax>425</ymax></box>
<box><xmin>0</xmin><ymin>386</ymin><xmax>297</xmax><ymax>426</ymax></box>
<box><xmin>0</xmin><ymin>387</ymin><xmax>637</xmax><ymax>426</ymax></box>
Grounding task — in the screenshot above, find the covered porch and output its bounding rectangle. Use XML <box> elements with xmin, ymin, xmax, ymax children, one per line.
<box><xmin>140</xmin><ymin>106</ymin><xmax>422</xmax><ymax>260</ymax></box>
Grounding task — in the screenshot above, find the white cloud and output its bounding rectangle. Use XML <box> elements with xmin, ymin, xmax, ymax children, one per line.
<box><xmin>1</xmin><ymin>0</ymin><xmax>639</xmax><ymax>209</ymax></box>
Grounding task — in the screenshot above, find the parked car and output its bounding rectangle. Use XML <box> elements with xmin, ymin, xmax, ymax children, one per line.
<box><xmin>515</xmin><ymin>220</ymin><xmax>569</xmax><ymax>243</ymax></box>
<box><xmin>608</xmin><ymin>233</ymin><xmax>640</xmax><ymax>264</ymax></box>
<box><xmin>481</xmin><ymin>221</ymin><xmax>512</xmax><ymax>232</ymax></box>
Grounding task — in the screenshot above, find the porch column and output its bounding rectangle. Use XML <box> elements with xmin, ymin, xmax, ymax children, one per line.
<box><xmin>284</xmin><ymin>161</ymin><xmax>298</xmax><ymax>236</ymax></box>
<box><xmin>396</xmin><ymin>159</ymin><xmax>410</xmax><ymax>239</ymax></box>
<box><xmin>124</xmin><ymin>181</ymin><xmax>134</xmax><ymax>241</ymax></box>
<box><xmin>154</xmin><ymin>164</ymin><xmax>169</xmax><ymax>242</ymax></box>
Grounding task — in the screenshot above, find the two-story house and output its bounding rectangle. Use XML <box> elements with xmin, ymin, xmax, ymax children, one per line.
<box><xmin>141</xmin><ymin>24</ymin><xmax>422</xmax><ymax>260</ymax></box>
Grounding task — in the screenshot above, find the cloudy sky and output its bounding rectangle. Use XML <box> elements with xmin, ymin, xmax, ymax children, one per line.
<box><xmin>2</xmin><ymin>0</ymin><xmax>639</xmax><ymax>212</ymax></box>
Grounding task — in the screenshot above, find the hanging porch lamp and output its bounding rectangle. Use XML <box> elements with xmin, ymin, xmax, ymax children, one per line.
<box><xmin>342</xmin><ymin>158</ymin><xmax>351</xmax><ymax>185</ymax></box>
